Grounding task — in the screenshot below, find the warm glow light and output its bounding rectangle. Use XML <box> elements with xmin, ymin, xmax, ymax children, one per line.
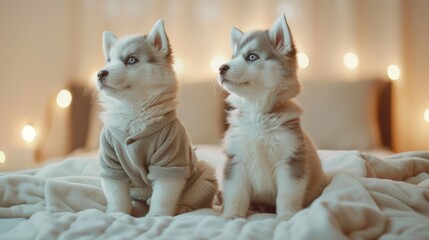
<box><xmin>343</xmin><ymin>52</ymin><xmax>359</xmax><ymax>69</ymax></box>
<box><xmin>56</xmin><ymin>89</ymin><xmax>72</xmax><ymax>108</ymax></box>
<box><xmin>90</xmin><ymin>70</ymin><xmax>99</xmax><ymax>86</ymax></box>
<box><xmin>210</xmin><ymin>56</ymin><xmax>228</xmax><ymax>73</ymax></box>
<box><xmin>387</xmin><ymin>64</ymin><xmax>400</xmax><ymax>80</ymax></box>
<box><xmin>173</xmin><ymin>58</ymin><xmax>184</xmax><ymax>75</ymax></box>
<box><xmin>0</xmin><ymin>151</ymin><xmax>5</xmax><ymax>164</ymax></box>
<box><xmin>424</xmin><ymin>109</ymin><xmax>429</xmax><ymax>123</ymax></box>
<box><xmin>22</xmin><ymin>125</ymin><xmax>37</xmax><ymax>143</ymax></box>
<box><xmin>297</xmin><ymin>52</ymin><xmax>309</xmax><ymax>69</ymax></box>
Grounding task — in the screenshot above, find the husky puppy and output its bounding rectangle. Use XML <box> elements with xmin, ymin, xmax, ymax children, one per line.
<box><xmin>96</xmin><ymin>19</ymin><xmax>218</xmax><ymax>217</ymax></box>
<box><xmin>218</xmin><ymin>15</ymin><xmax>329</xmax><ymax>220</ymax></box>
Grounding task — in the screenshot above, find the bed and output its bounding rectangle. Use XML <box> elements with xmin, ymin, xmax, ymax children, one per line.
<box><xmin>1</xmin><ymin>79</ymin><xmax>429</xmax><ymax>239</ymax></box>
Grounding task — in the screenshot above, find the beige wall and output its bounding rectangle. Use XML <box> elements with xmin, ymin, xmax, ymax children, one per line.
<box><xmin>67</xmin><ymin>0</ymin><xmax>404</xmax><ymax>83</ymax></box>
<box><xmin>393</xmin><ymin>0</ymin><xmax>429</xmax><ymax>151</ymax></box>
<box><xmin>0</xmin><ymin>0</ymin><xmax>428</xmax><ymax>166</ymax></box>
<box><xmin>0</xmin><ymin>0</ymin><xmax>72</xmax><ymax>164</ymax></box>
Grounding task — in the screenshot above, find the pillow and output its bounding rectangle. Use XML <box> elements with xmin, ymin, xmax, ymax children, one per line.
<box><xmin>295</xmin><ymin>80</ymin><xmax>384</xmax><ymax>151</ymax></box>
<box><xmin>84</xmin><ymin>102</ymin><xmax>102</xmax><ymax>151</ymax></box>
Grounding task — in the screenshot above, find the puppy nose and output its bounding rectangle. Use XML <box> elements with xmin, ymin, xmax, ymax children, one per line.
<box><xmin>97</xmin><ymin>70</ymin><xmax>109</xmax><ymax>81</ymax></box>
<box><xmin>219</xmin><ymin>64</ymin><xmax>230</xmax><ymax>74</ymax></box>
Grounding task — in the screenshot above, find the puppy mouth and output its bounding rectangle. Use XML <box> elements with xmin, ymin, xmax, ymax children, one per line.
<box><xmin>220</xmin><ymin>76</ymin><xmax>249</xmax><ymax>86</ymax></box>
<box><xmin>100</xmin><ymin>83</ymin><xmax>131</xmax><ymax>91</ymax></box>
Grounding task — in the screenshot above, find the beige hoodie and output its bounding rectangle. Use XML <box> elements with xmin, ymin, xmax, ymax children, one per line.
<box><xmin>99</xmin><ymin>111</ymin><xmax>198</xmax><ymax>200</ymax></box>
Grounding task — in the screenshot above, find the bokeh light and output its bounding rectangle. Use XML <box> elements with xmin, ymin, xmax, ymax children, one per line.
<box><xmin>387</xmin><ymin>64</ymin><xmax>400</xmax><ymax>80</ymax></box>
<box><xmin>297</xmin><ymin>52</ymin><xmax>309</xmax><ymax>69</ymax></box>
<box><xmin>173</xmin><ymin>58</ymin><xmax>184</xmax><ymax>75</ymax></box>
<box><xmin>0</xmin><ymin>151</ymin><xmax>5</xmax><ymax>164</ymax></box>
<box><xmin>210</xmin><ymin>56</ymin><xmax>228</xmax><ymax>73</ymax></box>
<box><xmin>56</xmin><ymin>89</ymin><xmax>72</xmax><ymax>108</ymax></box>
<box><xmin>22</xmin><ymin>125</ymin><xmax>37</xmax><ymax>143</ymax></box>
<box><xmin>424</xmin><ymin>108</ymin><xmax>429</xmax><ymax>123</ymax></box>
<box><xmin>343</xmin><ymin>52</ymin><xmax>359</xmax><ymax>69</ymax></box>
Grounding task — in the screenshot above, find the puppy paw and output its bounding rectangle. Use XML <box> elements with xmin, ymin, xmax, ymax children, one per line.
<box><xmin>106</xmin><ymin>208</ymin><xmax>130</xmax><ymax>215</ymax></box>
<box><xmin>221</xmin><ymin>212</ymin><xmax>246</xmax><ymax>220</ymax></box>
<box><xmin>276</xmin><ymin>212</ymin><xmax>295</xmax><ymax>221</ymax></box>
<box><xmin>145</xmin><ymin>212</ymin><xmax>162</xmax><ymax>218</ymax></box>
<box><xmin>176</xmin><ymin>206</ymin><xmax>194</xmax><ymax>215</ymax></box>
<box><xmin>277</xmin><ymin>215</ymin><xmax>292</xmax><ymax>221</ymax></box>
<box><xmin>146</xmin><ymin>209</ymin><xmax>175</xmax><ymax>217</ymax></box>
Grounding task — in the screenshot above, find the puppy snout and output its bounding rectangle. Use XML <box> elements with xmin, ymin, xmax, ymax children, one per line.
<box><xmin>97</xmin><ymin>70</ymin><xmax>109</xmax><ymax>81</ymax></box>
<box><xmin>219</xmin><ymin>64</ymin><xmax>230</xmax><ymax>75</ymax></box>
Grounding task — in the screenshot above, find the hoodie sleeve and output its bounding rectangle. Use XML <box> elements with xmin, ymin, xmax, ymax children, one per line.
<box><xmin>99</xmin><ymin>127</ymin><xmax>129</xmax><ymax>181</ymax></box>
<box><xmin>147</xmin><ymin>120</ymin><xmax>196</xmax><ymax>180</ymax></box>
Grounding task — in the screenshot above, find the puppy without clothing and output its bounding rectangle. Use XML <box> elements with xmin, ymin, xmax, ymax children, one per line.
<box><xmin>218</xmin><ymin>15</ymin><xmax>329</xmax><ymax>220</ymax></box>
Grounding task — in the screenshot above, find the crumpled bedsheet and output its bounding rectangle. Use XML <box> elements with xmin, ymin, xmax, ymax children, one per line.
<box><xmin>1</xmin><ymin>149</ymin><xmax>429</xmax><ymax>240</ymax></box>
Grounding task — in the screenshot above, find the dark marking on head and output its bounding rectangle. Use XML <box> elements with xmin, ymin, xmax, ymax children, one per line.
<box><xmin>236</xmin><ymin>30</ymin><xmax>296</xmax><ymax>57</ymax></box>
<box><xmin>235</xmin><ymin>30</ymin><xmax>298</xmax><ymax>82</ymax></box>
<box><xmin>141</xmin><ymin>35</ymin><xmax>174</xmax><ymax>65</ymax></box>
<box><xmin>237</xmin><ymin>32</ymin><xmax>263</xmax><ymax>53</ymax></box>
<box><xmin>147</xmin><ymin>55</ymin><xmax>158</xmax><ymax>63</ymax></box>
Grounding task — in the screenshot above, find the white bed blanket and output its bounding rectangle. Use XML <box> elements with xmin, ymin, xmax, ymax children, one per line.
<box><xmin>1</xmin><ymin>149</ymin><xmax>429</xmax><ymax>240</ymax></box>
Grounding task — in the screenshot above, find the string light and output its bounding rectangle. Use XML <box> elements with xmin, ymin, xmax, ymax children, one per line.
<box><xmin>343</xmin><ymin>52</ymin><xmax>359</xmax><ymax>69</ymax></box>
<box><xmin>56</xmin><ymin>89</ymin><xmax>72</xmax><ymax>108</ymax></box>
<box><xmin>0</xmin><ymin>151</ymin><xmax>5</xmax><ymax>164</ymax></box>
<box><xmin>173</xmin><ymin>58</ymin><xmax>184</xmax><ymax>75</ymax></box>
<box><xmin>424</xmin><ymin>108</ymin><xmax>429</xmax><ymax>123</ymax></box>
<box><xmin>22</xmin><ymin>124</ymin><xmax>37</xmax><ymax>143</ymax></box>
<box><xmin>387</xmin><ymin>64</ymin><xmax>400</xmax><ymax>80</ymax></box>
<box><xmin>297</xmin><ymin>52</ymin><xmax>309</xmax><ymax>69</ymax></box>
<box><xmin>210</xmin><ymin>56</ymin><xmax>228</xmax><ymax>73</ymax></box>
<box><xmin>90</xmin><ymin>70</ymin><xmax>99</xmax><ymax>86</ymax></box>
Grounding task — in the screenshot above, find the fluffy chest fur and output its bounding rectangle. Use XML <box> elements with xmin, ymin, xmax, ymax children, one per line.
<box><xmin>224</xmin><ymin>106</ymin><xmax>302</xmax><ymax>203</ymax></box>
<box><xmin>100</xmin><ymin>93</ymin><xmax>177</xmax><ymax>134</ymax></box>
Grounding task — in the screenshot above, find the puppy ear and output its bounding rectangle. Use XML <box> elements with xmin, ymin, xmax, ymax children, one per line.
<box><xmin>230</xmin><ymin>27</ymin><xmax>243</xmax><ymax>56</ymax></box>
<box><xmin>103</xmin><ymin>31</ymin><xmax>117</xmax><ymax>61</ymax></box>
<box><xmin>268</xmin><ymin>15</ymin><xmax>293</xmax><ymax>54</ymax></box>
<box><xmin>147</xmin><ymin>19</ymin><xmax>170</xmax><ymax>54</ymax></box>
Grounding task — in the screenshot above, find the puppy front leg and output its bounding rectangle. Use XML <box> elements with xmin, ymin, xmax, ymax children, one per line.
<box><xmin>147</xmin><ymin>178</ymin><xmax>186</xmax><ymax>216</ymax></box>
<box><xmin>101</xmin><ymin>178</ymin><xmax>132</xmax><ymax>214</ymax></box>
<box><xmin>222</xmin><ymin>166</ymin><xmax>251</xmax><ymax>220</ymax></box>
<box><xmin>275</xmin><ymin>163</ymin><xmax>307</xmax><ymax>221</ymax></box>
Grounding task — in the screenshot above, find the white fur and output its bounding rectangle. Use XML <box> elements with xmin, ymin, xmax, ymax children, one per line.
<box><xmin>97</xmin><ymin>19</ymin><xmax>217</xmax><ymax>216</ymax></box>
<box><xmin>219</xmin><ymin>15</ymin><xmax>328</xmax><ymax>220</ymax></box>
<box><xmin>268</xmin><ymin>15</ymin><xmax>293</xmax><ymax>53</ymax></box>
<box><xmin>230</xmin><ymin>27</ymin><xmax>243</xmax><ymax>56</ymax></box>
<box><xmin>222</xmin><ymin>97</ymin><xmax>304</xmax><ymax>220</ymax></box>
<box><xmin>147</xmin><ymin>178</ymin><xmax>186</xmax><ymax>216</ymax></box>
<box><xmin>147</xmin><ymin>19</ymin><xmax>170</xmax><ymax>52</ymax></box>
<box><xmin>98</xmin><ymin>20</ymin><xmax>177</xmax><ymax>134</ymax></box>
<box><xmin>101</xmin><ymin>178</ymin><xmax>132</xmax><ymax>213</ymax></box>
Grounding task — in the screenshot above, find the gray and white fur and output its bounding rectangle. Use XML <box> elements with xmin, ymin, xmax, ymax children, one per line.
<box><xmin>218</xmin><ymin>15</ymin><xmax>329</xmax><ymax>220</ymax></box>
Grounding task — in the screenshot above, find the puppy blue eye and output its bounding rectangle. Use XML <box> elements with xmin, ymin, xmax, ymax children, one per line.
<box><xmin>126</xmin><ymin>56</ymin><xmax>139</xmax><ymax>65</ymax></box>
<box><xmin>246</xmin><ymin>53</ymin><xmax>259</xmax><ymax>62</ymax></box>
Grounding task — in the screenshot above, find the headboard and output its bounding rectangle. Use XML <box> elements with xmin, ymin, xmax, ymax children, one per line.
<box><xmin>69</xmin><ymin>84</ymin><xmax>92</xmax><ymax>152</ymax></box>
<box><xmin>68</xmin><ymin>79</ymin><xmax>391</xmax><ymax>154</ymax></box>
<box><xmin>296</xmin><ymin>79</ymin><xmax>391</xmax><ymax>151</ymax></box>
<box><xmin>378</xmin><ymin>80</ymin><xmax>392</xmax><ymax>148</ymax></box>
<box><xmin>68</xmin><ymin>81</ymin><xmax>227</xmax><ymax>152</ymax></box>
